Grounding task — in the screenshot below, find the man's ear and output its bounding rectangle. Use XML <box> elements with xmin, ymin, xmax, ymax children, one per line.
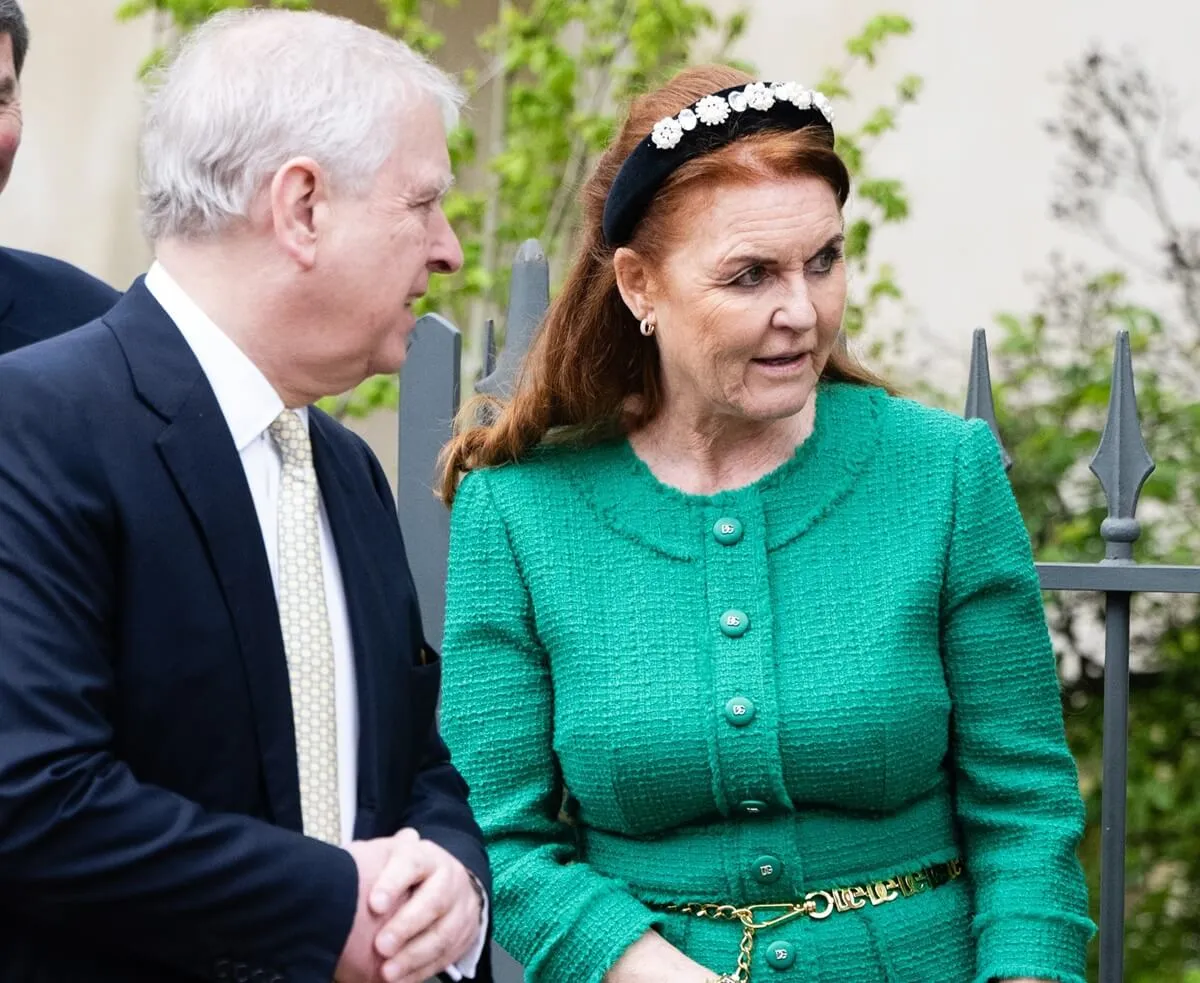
<box><xmin>612</xmin><ymin>246</ymin><xmax>658</xmax><ymax>322</ymax></box>
<box><xmin>269</xmin><ymin>156</ymin><xmax>328</xmax><ymax>269</ymax></box>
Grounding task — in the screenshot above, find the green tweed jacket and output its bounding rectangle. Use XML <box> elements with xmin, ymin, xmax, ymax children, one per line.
<box><xmin>440</xmin><ymin>382</ymin><xmax>1093</xmax><ymax>983</ymax></box>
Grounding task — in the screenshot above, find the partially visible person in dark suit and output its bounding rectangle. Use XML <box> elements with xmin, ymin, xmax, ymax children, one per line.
<box><xmin>0</xmin><ymin>0</ymin><xmax>119</xmax><ymax>356</ymax></box>
<box><xmin>0</xmin><ymin>248</ymin><xmax>122</xmax><ymax>355</ymax></box>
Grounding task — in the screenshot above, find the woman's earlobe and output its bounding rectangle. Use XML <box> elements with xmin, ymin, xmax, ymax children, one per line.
<box><xmin>612</xmin><ymin>246</ymin><xmax>655</xmax><ymax>323</ymax></box>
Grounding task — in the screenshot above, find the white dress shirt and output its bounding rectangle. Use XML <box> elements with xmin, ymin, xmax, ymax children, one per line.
<box><xmin>145</xmin><ymin>263</ymin><xmax>485</xmax><ymax>979</ymax></box>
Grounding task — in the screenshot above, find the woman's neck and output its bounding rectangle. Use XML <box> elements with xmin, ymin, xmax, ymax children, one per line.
<box><xmin>630</xmin><ymin>394</ymin><xmax>817</xmax><ymax>496</ymax></box>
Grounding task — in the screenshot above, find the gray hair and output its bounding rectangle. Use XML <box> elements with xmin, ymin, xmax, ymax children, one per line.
<box><xmin>0</xmin><ymin>0</ymin><xmax>29</xmax><ymax>77</ymax></box>
<box><xmin>139</xmin><ymin>8</ymin><xmax>464</xmax><ymax>242</ymax></box>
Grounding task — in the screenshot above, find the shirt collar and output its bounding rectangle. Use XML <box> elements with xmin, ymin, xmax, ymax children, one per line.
<box><xmin>144</xmin><ymin>261</ymin><xmax>307</xmax><ymax>450</ymax></box>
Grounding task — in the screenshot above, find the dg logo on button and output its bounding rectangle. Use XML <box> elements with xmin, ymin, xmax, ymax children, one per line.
<box><xmin>719</xmin><ymin>609</ymin><xmax>750</xmax><ymax>638</ymax></box>
<box><xmin>724</xmin><ymin>696</ymin><xmax>756</xmax><ymax>727</ymax></box>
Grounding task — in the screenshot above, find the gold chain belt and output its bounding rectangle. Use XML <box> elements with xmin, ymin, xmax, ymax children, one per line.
<box><xmin>650</xmin><ymin>858</ymin><xmax>964</xmax><ymax>983</ymax></box>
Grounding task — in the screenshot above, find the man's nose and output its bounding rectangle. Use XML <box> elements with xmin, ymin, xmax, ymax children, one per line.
<box><xmin>428</xmin><ymin>206</ymin><xmax>463</xmax><ymax>274</ymax></box>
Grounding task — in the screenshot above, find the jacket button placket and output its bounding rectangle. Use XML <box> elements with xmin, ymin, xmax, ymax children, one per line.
<box><xmin>703</xmin><ymin>497</ymin><xmax>795</xmax><ymax>898</ymax></box>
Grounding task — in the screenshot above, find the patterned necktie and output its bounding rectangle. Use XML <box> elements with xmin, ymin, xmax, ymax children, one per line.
<box><xmin>268</xmin><ymin>409</ymin><xmax>342</xmax><ymax>844</ymax></box>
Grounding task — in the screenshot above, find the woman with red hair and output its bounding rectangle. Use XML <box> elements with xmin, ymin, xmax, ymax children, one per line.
<box><xmin>438</xmin><ymin>65</ymin><xmax>1091</xmax><ymax>983</ymax></box>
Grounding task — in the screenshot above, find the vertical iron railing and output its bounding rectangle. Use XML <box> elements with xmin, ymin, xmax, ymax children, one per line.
<box><xmin>397</xmin><ymin>240</ymin><xmax>548</xmax><ymax>983</ymax></box>
<box><xmin>399</xmin><ymin>242</ymin><xmax>1200</xmax><ymax>983</ymax></box>
<box><xmin>965</xmin><ymin>329</ymin><xmax>1200</xmax><ymax>983</ymax></box>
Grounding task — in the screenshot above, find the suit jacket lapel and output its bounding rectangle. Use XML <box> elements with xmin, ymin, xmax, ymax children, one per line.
<box><xmin>105</xmin><ymin>281</ymin><xmax>304</xmax><ymax>831</ymax></box>
<box><xmin>309</xmin><ymin>413</ymin><xmax>386</xmax><ymax>835</ymax></box>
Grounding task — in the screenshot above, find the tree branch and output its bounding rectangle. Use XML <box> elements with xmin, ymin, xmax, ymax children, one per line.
<box><xmin>539</xmin><ymin>0</ymin><xmax>634</xmax><ymax>252</ymax></box>
<box><xmin>1093</xmin><ymin>78</ymin><xmax>1200</xmax><ymax>333</ymax></box>
<box><xmin>463</xmin><ymin>0</ymin><xmax>510</xmax><ymax>381</ymax></box>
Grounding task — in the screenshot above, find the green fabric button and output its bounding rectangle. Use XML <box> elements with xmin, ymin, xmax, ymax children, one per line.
<box><xmin>753</xmin><ymin>854</ymin><xmax>783</xmax><ymax>883</ymax></box>
<box><xmin>724</xmin><ymin>696</ymin><xmax>756</xmax><ymax>726</ymax></box>
<box><xmin>712</xmin><ymin>517</ymin><xmax>743</xmax><ymax>545</ymax></box>
<box><xmin>720</xmin><ymin>609</ymin><xmax>750</xmax><ymax>637</ymax></box>
<box><xmin>765</xmin><ymin>939</ymin><xmax>796</xmax><ymax>969</ymax></box>
<box><xmin>737</xmin><ymin>800</ymin><xmax>769</xmax><ymax>816</ymax></box>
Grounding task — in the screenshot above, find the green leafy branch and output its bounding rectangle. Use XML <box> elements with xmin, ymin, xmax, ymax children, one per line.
<box><xmin>819</xmin><ymin>14</ymin><xmax>922</xmax><ymax>352</ymax></box>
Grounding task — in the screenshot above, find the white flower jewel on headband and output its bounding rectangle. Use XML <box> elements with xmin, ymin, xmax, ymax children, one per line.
<box><xmin>648</xmin><ymin>81</ymin><xmax>834</xmax><ymax>150</ymax></box>
<box><xmin>694</xmin><ymin>95</ymin><xmax>730</xmax><ymax>127</ymax></box>
<box><xmin>744</xmin><ymin>81</ymin><xmax>776</xmax><ymax>111</ymax></box>
<box><xmin>650</xmin><ymin>116</ymin><xmax>685</xmax><ymax>150</ymax></box>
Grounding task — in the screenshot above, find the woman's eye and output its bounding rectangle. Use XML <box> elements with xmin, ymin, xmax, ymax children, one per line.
<box><xmin>733</xmin><ymin>265</ymin><xmax>768</xmax><ymax>287</ymax></box>
<box><xmin>807</xmin><ymin>248</ymin><xmax>839</xmax><ymax>275</ymax></box>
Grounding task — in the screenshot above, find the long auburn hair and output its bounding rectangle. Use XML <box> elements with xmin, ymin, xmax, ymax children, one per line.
<box><xmin>438</xmin><ymin>64</ymin><xmax>889</xmax><ymax>504</ymax></box>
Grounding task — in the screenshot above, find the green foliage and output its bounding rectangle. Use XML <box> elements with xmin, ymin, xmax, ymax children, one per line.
<box><xmin>995</xmin><ymin>265</ymin><xmax>1200</xmax><ymax>981</ymax></box>
<box><xmin>122</xmin><ymin>1</ymin><xmax>920</xmax><ymax>419</ymax></box>
<box><xmin>116</xmin><ymin>0</ymin><xmax>252</xmax><ymax>30</ymax></box>
<box><xmin>378</xmin><ymin>0</ymin><xmax>450</xmax><ymax>55</ymax></box>
<box><xmin>117</xmin><ymin>0</ymin><xmax>309</xmax><ymax>74</ymax></box>
<box><xmin>824</xmin><ymin>16</ymin><xmax>922</xmax><ymax>353</ymax></box>
<box><xmin>991</xmin><ymin>47</ymin><xmax>1200</xmax><ymax>979</ymax></box>
<box><xmin>415</xmin><ymin>0</ymin><xmax>747</xmax><ymax>354</ymax></box>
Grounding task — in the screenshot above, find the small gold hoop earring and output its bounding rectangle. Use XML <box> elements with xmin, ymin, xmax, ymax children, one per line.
<box><xmin>639</xmin><ymin>317</ymin><xmax>656</xmax><ymax>337</ymax></box>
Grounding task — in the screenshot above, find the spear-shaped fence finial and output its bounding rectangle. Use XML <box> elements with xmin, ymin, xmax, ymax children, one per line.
<box><xmin>1089</xmin><ymin>330</ymin><xmax>1154</xmax><ymax>563</ymax></box>
<box><xmin>476</xmin><ymin>239</ymin><xmax>549</xmax><ymax>398</ymax></box>
<box><xmin>964</xmin><ymin>327</ymin><xmax>1012</xmax><ymax>471</ymax></box>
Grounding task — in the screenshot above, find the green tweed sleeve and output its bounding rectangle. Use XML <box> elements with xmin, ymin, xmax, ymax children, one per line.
<box><xmin>942</xmin><ymin>419</ymin><xmax>1095</xmax><ymax>983</ymax></box>
<box><xmin>439</xmin><ymin>470</ymin><xmax>661</xmax><ymax>983</ymax></box>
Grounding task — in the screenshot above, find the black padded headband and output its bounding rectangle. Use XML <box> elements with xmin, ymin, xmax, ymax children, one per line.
<box><xmin>601</xmin><ymin>81</ymin><xmax>836</xmax><ymax>248</ymax></box>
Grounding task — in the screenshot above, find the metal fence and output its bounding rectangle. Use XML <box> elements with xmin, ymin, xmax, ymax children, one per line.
<box><xmin>397</xmin><ymin>239</ymin><xmax>1200</xmax><ymax>983</ymax></box>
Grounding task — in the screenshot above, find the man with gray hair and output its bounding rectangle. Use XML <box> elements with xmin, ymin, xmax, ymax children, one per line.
<box><xmin>0</xmin><ymin>9</ymin><xmax>492</xmax><ymax>983</ymax></box>
<box><xmin>0</xmin><ymin>0</ymin><xmax>120</xmax><ymax>355</ymax></box>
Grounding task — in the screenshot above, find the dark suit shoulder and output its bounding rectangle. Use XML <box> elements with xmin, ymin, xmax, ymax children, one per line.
<box><xmin>0</xmin><ymin>248</ymin><xmax>122</xmax><ymax>355</ymax></box>
<box><xmin>0</xmin><ymin>247</ymin><xmax>121</xmax><ymax>308</ymax></box>
<box><xmin>0</xmin><ymin>316</ymin><xmax>122</xmax><ymax>384</ymax></box>
<box><xmin>0</xmin><ymin>322</ymin><xmax>123</xmax><ymax>462</ymax></box>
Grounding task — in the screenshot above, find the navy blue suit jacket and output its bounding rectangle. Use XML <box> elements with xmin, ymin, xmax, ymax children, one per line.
<box><xmin>0</xmin><ymin>246</ymin><xmax>120</xmax><ymax>354</ymax></box>
<box><xmin>0</xmin><ymin>281</ymin><xmax>492</xmax><ymax>982</ymax></box>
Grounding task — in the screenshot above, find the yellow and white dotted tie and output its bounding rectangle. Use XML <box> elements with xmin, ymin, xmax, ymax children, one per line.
<box><xmin>268</xmin><ymin>409</ymin><xmax>342</xmax><ymax>844</ymax></box>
